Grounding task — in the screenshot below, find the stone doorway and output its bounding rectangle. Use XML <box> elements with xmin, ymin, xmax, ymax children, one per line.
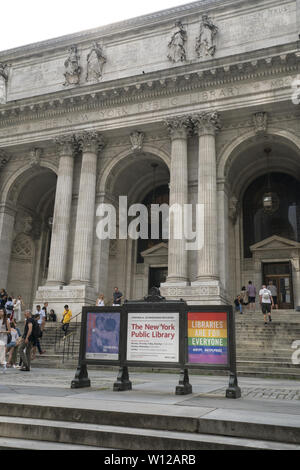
<box><xmin>263</xmin><ymin>262</ymin><xmax>294</xmax><ymax>309</ymax></box>
<box><xmin>148</xmin><ymin>267</ymin><xmax>168</xmax><ymax>290</ymax></box>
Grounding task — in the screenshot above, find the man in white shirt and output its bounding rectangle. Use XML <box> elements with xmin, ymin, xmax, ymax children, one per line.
<box><xmin>259</xmin><ymin>285</ymin><xmax>274</xmax><ymax>325</ymax></box>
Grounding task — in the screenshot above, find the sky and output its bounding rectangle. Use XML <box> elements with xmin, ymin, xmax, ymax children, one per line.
<box><xmin>0</xmin><ymin>0</ymin><xmax>193</xmax><ymax>52</ymax></box>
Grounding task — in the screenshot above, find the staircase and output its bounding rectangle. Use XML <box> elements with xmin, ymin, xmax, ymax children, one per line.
<box><xmin>0</xmin><ymin>401</ymin><xmax>299</xmax><ymax>450</ymax></box>
<box><xmin>235</xmin><ymin>309</ymin><xmax>300</xmax><ymax>379</ymax></box>
<box><xmin>32</xmin><ymin>310</ymin><xmax>300</xmax><ymax>380</ymax></box>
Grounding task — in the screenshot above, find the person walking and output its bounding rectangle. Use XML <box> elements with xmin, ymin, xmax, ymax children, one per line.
<box><xmin>267</xmin><ymin>280</ymin><xmax>278</xmax><ymax>310</ymax></box>
<box><xmin>31</xmin><ymin>313</ymin><xmax>45</xmax><ymax>360</ymax></box>
<box><xmin>259</xmin><ymin>284</ymin><xmax>274</xmax><ymax>325</ymax></box>
<box><xmin>0</xmin><ymin>308</ymin><xmax>11</xmax><ymax>373</ymax></box>
<box><xmin>62</xmin><ymin>305</ymin><xmax>72</xmax><ymax>338</ymax></box>
<box><xmin>19</xmin><ymin>310</ymin><xmax>35</xmax><ymax>371</ymax></box>
<box><xmin>240</xmin><ymin>286</ymin><xmax>248</xmax><ymax>313</ymax></box>
<box><xmin>247</xmin><ymin>281</ymin><xmax>256</xmax><ymax>312</ymax></box>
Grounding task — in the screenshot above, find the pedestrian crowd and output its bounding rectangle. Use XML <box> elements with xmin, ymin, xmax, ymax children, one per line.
<box><xmin>0</xmin><ymin>287</ymin><xmax>61</xmax><ymax>373</ymax></box>
<box><xmin>0</xmin><ymin>286</ymin><xmax>125</xmax><ymax>373</ymax></box>
<box><xmin>234</xmin><ymin>280</ymin><xmax>279</xmax><ymax>325</ymax></box>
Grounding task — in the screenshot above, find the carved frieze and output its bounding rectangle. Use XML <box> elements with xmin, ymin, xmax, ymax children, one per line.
<box><xmin>167</xmin><ymin>21</ymin><xmax>187</xmax><ymax>63</ymax></box>
<box><xmin>63</xmin><ymin>45</ymin><xmax>81</xmax><ymax>86</ymax></box>
<box><xmin>86</xmin><ymin>42</ymin><xmax>106</xmax><ymax>83</ymax></box>
<box><xmin>195</xmin><ymin>15</ymin><xmax>218</xmax><ymax>59</ymax></box>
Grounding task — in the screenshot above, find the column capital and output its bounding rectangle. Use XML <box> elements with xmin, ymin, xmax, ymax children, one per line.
<box><xmin>75</xmin><ymin>130</ymin><xmax>105</xmax><ymax>154</ymax></box>
<box><xmin>54</xmin><ymin>134</ymin><xmax>76</xmax><ymax>157</ymax></box>
<box><xmin>165</xmin><ymin>115</ymin><xmax>192</xmax><ymax>140</ymax></box>
<box><xmin>191</xmin><ymin>111</ymin><xmax>221</xmax><ymax>136</ymax></box>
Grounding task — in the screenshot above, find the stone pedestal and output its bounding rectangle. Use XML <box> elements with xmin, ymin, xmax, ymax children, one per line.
<box><xmin>34</xmin><ymin>284</ymin><xmax>97</xmax><ymax>321</ymax></box>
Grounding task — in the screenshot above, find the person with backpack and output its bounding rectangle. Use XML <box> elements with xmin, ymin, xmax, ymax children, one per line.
<box><xmin>18</xmin><ymin>310</ymin><xmax>35</xmax><ymax>371</ymax></box>
<box><xmin>31</xmin><ymin>314</ymin><xmax>45</xmax><ymax>360</ymax></box>
<box><xmin>259</xmin><ymin>284</ymin><xmax>274</xmax><ymax>325</ymax></box>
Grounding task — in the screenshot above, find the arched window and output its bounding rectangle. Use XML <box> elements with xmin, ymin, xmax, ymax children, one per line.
<box><xmin>243</xmin><ymin>173</ymin><xmax>300</xmax><ymax>258</ymax></box>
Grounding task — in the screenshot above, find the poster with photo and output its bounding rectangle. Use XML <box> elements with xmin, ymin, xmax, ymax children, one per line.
<box><xmin>127</xmin><ymin>312</ymin><xmax>179</xmax><ymax>363</ymax></box>
<box><xmin>86</xmin><ymin>312</ymin><xmax>120</xmax><ymax>360</ymax></box>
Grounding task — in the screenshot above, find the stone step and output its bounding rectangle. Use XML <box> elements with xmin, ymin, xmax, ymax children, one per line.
<box><xmin>2</xmin><ymin>401</ymin><xmax>300</xmax><ymax>447</ymax></box>
<box><xmin>0</xmin><ymin>437</ymin><xmax>110</xmax><ymax>450</ymax></box>
<box><xmin>0</xmin><ymin>413</ymin><xmax>299</xmax><ymax>450</ymax></box>
<box><xmin>2</xmin><ymin>416</ymin><xmax>298</xmax><ymax>450</ymax></box>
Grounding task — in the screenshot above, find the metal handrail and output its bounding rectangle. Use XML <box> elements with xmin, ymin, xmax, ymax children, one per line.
<box><xmin>53</xmin><ymin>311</ymin><xmax>81</xmax><ymax>359</ymax></box>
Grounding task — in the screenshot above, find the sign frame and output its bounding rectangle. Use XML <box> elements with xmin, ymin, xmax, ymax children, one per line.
<box><xmin>71</xmin><ymin>302</ymin><xmax>240</xmax><ymax>398</ymax></box>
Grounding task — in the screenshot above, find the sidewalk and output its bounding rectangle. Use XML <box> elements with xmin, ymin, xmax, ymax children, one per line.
<box><xmin>1</xmin><ymin>367</ymin><xmax>300</xmax><ymax>430</ymax></box>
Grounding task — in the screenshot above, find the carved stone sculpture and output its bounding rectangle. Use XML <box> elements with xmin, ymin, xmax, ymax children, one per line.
<box><xmin>167</xmin><ymin>21</ymin><xmax>187</xmax><ymax>63</ymax></box>
<box><xmin>191</xmin><ymin>111</ymin><xmax>221</xmax><ymax>135</ymax></box>
<box><xmin>0</xmin><ymin>63</ymin><xmax>8</xmax><ymax>105</ymax></box>
<box><xmin>86</xmin><ymin>42</ymin><xmax>106</xmax><ymax>82</ymax></box>
<box><xmin>195</xmin><ymin>15</ymin><xmax>218</xmax><ymax>59</ymax></box>
<box><xmin>63</xmin><ymin>45</ymin><xmax>81</xmax><ymax>86</ymax></box>
<box><xmin>130</xmin><ymin>131</ymin><xmax>145</xmax><ymax>152</ymax></box>
<box><xmin>253</xmin><ymin>112</ymin><xmax>268</xmax><ymax>135</ymax></box>
<box><xmin>29</xmin><ymin>148</ymin><xmax>43</xmax><ymax>167</ymax></box>
<box><xmin>0</xmin><ymin>149</ymin><xmax>9</xmax><ymax>170</ymax></box>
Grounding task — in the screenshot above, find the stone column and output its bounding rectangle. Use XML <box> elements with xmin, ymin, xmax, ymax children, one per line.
<box><xmin>191</xmin><ymin>112</ymin><xmax>225</xmax><ymax>301</ymax></box>
<box><xmin>71</xmin><ymin>131</ymin><xmax>104</xmax><ymax>285</ymax></box>
<box><xmin>47</xmin><ymin>135</ymin><xmax>75</xmax><ymax>285</ymax></box>
<box><xmin>164</xmin><ymin>116</ymin><xmax>190</xmax><ymax>285</ymax></box>
<box><xmin>0</xmin><ymin>203</ymin><xmax>16</xmax><ymax>288</ymax></box>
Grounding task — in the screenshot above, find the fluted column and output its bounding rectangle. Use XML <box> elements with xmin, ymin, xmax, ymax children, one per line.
<box><xmin>192</xmin><ymin>112</ymin><xmax>221</xmax><ymax>281</ymax></box>
<box><xmin>165</xmin><ymin>116</ymin><xmax>190</xmax><ymax>284</ymax></box>
<box><xmin>47</xmin><ymin>135</ymin><xmax>75</xmax><ymax>285</ymax></box>
<box><xmin>0</xmin><ymin>203</ymin><xmax>16</xmax><ymax>288</ymax></box>
<box><xmin>71</xmin><ymin>131</ymin><xmax>104</xmax><ymax>285</ymax></box>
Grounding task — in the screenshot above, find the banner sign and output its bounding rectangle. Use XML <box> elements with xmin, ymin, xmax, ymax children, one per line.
<box><xmin>127</xmin><ymin>312</ymin><xmax>179</xmax><ymax>363</ymax></box>
<box><xmin>86</xmin><ymin>311</ymin><xmax>120</xmax><ymax>360</ymax></box>
<box><xmin>187</xmin><ymin>311</ymin><xmax>228</xmax><ymax>365</ymax></box>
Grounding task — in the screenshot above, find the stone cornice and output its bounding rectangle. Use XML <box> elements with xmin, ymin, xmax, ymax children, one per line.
<box><xmin>0</xmin><ymin>0</ymin><xmax>247</xmax><ymax>60</ymax></box>
<box><xmin>0</xmin><ymin>44</ymin><xmax>299</xmax><ymax>128</ymax></box>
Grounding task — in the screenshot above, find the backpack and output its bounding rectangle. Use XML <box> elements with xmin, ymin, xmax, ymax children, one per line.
<box><xmin>262</xmin><ymin>289</ymin><xmax>271</xmax><ymax>302</ymax></box>
<box><xmin>31</xmin><ymin>319</ymin><xmax>42</xmax><ymax>341</ymax></box>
